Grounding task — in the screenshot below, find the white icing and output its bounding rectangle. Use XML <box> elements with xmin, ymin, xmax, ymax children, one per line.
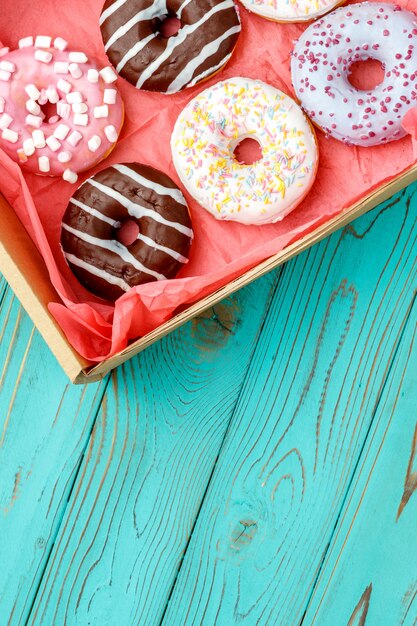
<box><xmin>64</xmin><ymin>252</ymin><xmax>131</xmax><ymax>291</ymax></box>
<box><xmin>112</xmin><ymin>164</ymin><xmax>188</xmax><ymax>207</ymax></box>
<box><xmin>241</xmin><ymin>0</ymin><xmax>341</xmax><ymax>21</ymax></box>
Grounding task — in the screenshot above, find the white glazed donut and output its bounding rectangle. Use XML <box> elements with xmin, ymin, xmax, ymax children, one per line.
<box><xmin>291</xmin><ymin>2</ymin><xmax>417</xmax><ymax>146</ymax></box>
<box><xmin>240</xmin><ymin>0</ymin><xmax>343</xmax><ymax>23</ymax></box>
<box><xmin>171</xmin><ymin>78</ymin><xmax>318</xmax><ymax>225</ymax></box>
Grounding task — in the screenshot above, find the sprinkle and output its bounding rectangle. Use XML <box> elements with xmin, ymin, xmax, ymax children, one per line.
<box><xmin>87</xmin><ymin>69</ymin><xmax>99</xmax><ymax>83</ymax></box>
<box><xmin>63</xmin><ymin>169</ymin><xmax>78</xmax><ymax>183</ymax></box>
<box><xmin>25</xmin><ymin>84</ymin><xmax>40</xmax><ymax>100</ymax></box>
<box><xmin>99</xmin><ymin>67</ymin><xmax>118</xmax><ymax>83</ymax></box>
<box><xmin>25</xmin><ymin>114</ymin><xmax>43</xmax><ymax>128</ymax></box>
<box><xmin>93</xmin><ymin>105</ymin><xmax>109</xmax><ymax>119</ymax></box>
<box><xmin>57</xmin><ymin>101</ymin><xmax>71</xmax><ymax>119</ymax></box>
<box><xmin>57</xmin><ymin>78</ymin><xmax>71</xmax><ymax>94</ymax></box>
<box><xmin>66</xmin><ymin>91</ymin><xmax>83</xmax><ymax>104</ymax></box>
<box><xmin>0</xmin><ymin>70</ymin><xmax>11</xmax><ymax>81</ymax></box>
<box><xmin>54</xmin><ymin>61</ymin><xmax>69</xmax><ymax>74</ymax></box>
<box><xmin>0</xmin><ymin>113</ymin><xmax>13</xmax><ymax>129</ymax></box>
<box><xmin>54</xmin><ymin>123</ymin><xmax>70</xmax><ymax>140</ymax></box>
<box><xmin>35</xmin><ymin>36</ymin><xmax>52</xmax><ymax>48</ymax></box>
<box><xmin>38</xmin><ymin>156</ymin><xmax>50</xmax><ymax>172</ymax></box>
<box><xmin>54</xmin><ymin>37</ymin><xmax>68</xmax><ymax>51</ymax></box>
<box><xmin>58</xmin><ymin>151</ymin><xmax>72</xmax><ymax>163</ymax></box>
<box><xmin>0</xmin><ymin>60</ymin><xmax>15</xmax><ymax>73</ymax></box>
<box><xmin>23</xmin><ymin>138</ymin><xmax>35</xmax><ymax>156</ymax></box>
<box><xmin>68</xmin><ymin>63</ymin><xmax>83</xmax><ymax>79</ymax></box>
<box><xmin>2</xmin><ymin>128</ymin><xmax>18</xmax><ymax>143</ymax></box>
<box><xmin>26</xmin><ymin>100</ymin><xmax>41</xmax><ymax>116</ymax></box>
<box><xmin>19</xmin><ymin>37</ymin><xmax>34</xmax><ymax>48</ymax></box>
<box><xmin>88</xmin><ymin>135</ymin><xmax>101</xmax><ymax>152</ymax></box>
<box><xmin>103</xmin><ymin>89</ymin><xmax>117</xmax><ymax>105</ymax></box>
<box><xmin>46</xmin><ymin>86</ymin><xmax>60</xmax><ymax>104</ymax></box>
<box><xmin>67</xmin><ymin>130</ymin><xmax>82</xmax><ymax>146</ymax></box>
<box><xmin>46</xmin><ymin>135</ymin><xmax>61</xmax><ymax>151</ymax></box>
<box><xmin>72</xmin><ymin>102</ymin><xmax>88</xmax><ymax>114</ymax></box>
<box><xmin>35</xmin><ymin>50</ymin><xmax>53</xmax><ymax>63</ymax></box>
<box><xmin>73</xmin><ymin>113</ymin><xmax>88</xmax><ymax>126</ymax></box>
<box><xmin>32</xmin><ymin>129</ymin><xmax>46</xmax><ymax>148</ymax></box>
<box><xmin>104</xmin><ymin>125</ymin><xmax>118</xmax><ymax>142</ymax></box>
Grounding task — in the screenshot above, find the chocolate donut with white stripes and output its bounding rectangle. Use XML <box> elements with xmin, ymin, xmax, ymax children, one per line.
<box><xmin>99</xmin><ymin>0</ymin><xmax>241</xmax><ymax>93</ymax></box>
<box><xmin>61</xmin><ymin>163</ymin><xmax>193</xmax><ymax>301</ymax></box>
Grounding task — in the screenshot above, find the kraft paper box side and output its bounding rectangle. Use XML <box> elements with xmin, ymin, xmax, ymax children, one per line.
<box><xmin>1</xmin><ymin>165</ymin><xmax>417</xmax><ymax>384</ymax></box>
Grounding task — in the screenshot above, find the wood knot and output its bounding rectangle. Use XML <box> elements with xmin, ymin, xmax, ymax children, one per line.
<box><xmin>230</xmin><ymin>519</ymin><xmax>258</xmax><ymax>552</ymax></box>
<box><xmin>192</xmin><ymin>300</ymin><xmax>240</xmax><ymax>351</ymax></box>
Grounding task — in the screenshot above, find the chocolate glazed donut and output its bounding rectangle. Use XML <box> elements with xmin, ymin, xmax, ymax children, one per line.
<box><xmin>61</xmin><ymin>163</ymin><xmax>193</xmax><ymax>301</ymax></box>
<box><xmin>99</xmin><ymin>0</ymin><xmax>241</xmax><ymax>93</ymax></box>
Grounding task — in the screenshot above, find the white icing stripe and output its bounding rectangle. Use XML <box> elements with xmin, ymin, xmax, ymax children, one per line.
<box><xmin>63</xmin><ymin>223</ymin><xmax>166</xmax><ymax>281</ymax></box>
<box><xmin>187</xmin><ymin>52</ymin><xmax>232</xmax><ymax>89</ymax></box>
<box><xmin>104</xmin><ymin>0</ymin><xmax>166</xmax><ymax>52</ymax></box>
<box><xmin>88</xmin><ymin>178</ymin><xmax>193</xmax><ymax>237</ymax></box>
<box><xmin>65</xmin><ymin>253</ymin><xmax>131</xmax><ymax>291</ymax></box>
<box><xmin>137</xmin><ymin>232</ymin><xmax>188</xmax><ymax>263</ymax></box>
<box><xmin>116</xmin><ymin>33</ymin><xmax>156</xmax><ymax>72</ymax></box>
<box><xmin>112</xmin><ymin>164</ymin><xmax>187</xmax><ymax>207</ymax></box>
<box><xmin>136</xmin><ymin>0</ymin><xmax>235</xmax><ymax>88</ymax></box>
<box><xmin>70</xmin><ymin>197</ymin><xmax>121</xmax><ymax>227</ymax></box>
<box><xmin>177</xmin><ymin>0</ymin><xmax>195</xmax><ymax>18</ymax></box>
<box><xmin>167</xmin><ymin>27</ymin><xmax>238</xmax><ymax>93</ymax></box>
<box><xmin>100</xmin><ymin>0</ymin><xmax>130</xmax><ymax>25</ymax></box>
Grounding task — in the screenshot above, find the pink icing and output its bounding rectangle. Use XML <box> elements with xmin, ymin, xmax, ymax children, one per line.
<box><xmin>0</xmin><ymin>42</ymin><xmax>124</xmax><ymax>180</ymax></box>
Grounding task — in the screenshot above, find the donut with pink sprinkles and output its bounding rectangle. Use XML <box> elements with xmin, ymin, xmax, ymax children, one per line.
<box><xmin>291</xmin><ymin>2</ymin><xmax>417</xmax><ymax>146</ymax></box>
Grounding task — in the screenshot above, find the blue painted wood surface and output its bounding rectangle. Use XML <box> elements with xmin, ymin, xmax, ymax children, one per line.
<box><xmin>0</xmin><ymin>182</ymin><xmax>416</xmax><ymax>626</ymax></box>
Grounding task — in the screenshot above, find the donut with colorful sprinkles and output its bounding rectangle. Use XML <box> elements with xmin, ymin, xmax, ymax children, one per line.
<box><xmin>171</xmin><ymin>78</ymin><xmax>318</xmax><ymax>225</ymax></box>
<box><xmin>0</xmin><ymin>36</ymin><xmax>124</xmax><ymax>182</ymax></box>
<box><xmin>291</xmin><ymin>2</ymin><xmax>417</xmax><ymax>146</ymax></box>
<box><xmin>239</xmin><ymin>0</ymin><xmax>343</xmax><ymax>23</ymax></box>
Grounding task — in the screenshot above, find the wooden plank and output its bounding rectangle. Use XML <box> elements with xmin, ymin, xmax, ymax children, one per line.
<box><xmin>0</xmin><ymin>283</ymin><xmax>109</xmax><ymax>625</ymax></box>
<box><xmin>302</xmin><ymin>299</ymin><xmax>417</xmax><ymax>626</ymax></box>
<box><xmin>162</xmin><ymin>184</ymin><xmax>417</xmax><ymax>626</ymax></box>
<box><xmin>27</xmin><ymin>271</ymin><xmax>280</xmax><ymax>625</ymax></box>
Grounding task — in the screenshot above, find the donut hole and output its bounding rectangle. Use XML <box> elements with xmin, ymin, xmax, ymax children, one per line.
<box><xmin>116</xmin><ymin>219</ymin><xmax>140</xmax><ymax>247</ymax></box>
<box><xmin>39</xmin><ymin>101</ymin><xmax>61</xmax><ymax>124</ymax></box>
<box><xmin>347</xmin><ymin>58</ymin><xmax>385</xmax><ymax>91</ymax></box>
<box><xmin>233</xmin><ymin>138</ymin><xmax>263</xmax><ymax>165</ymax></box>
<box><xmin>154</xmin><ymin>13</ymin><xmax>182</xmax><ymax>38</ymax></box>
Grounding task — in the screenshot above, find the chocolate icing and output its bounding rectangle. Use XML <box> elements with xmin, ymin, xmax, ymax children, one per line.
<box><xmin>61</xmin><ymin>163</ymin><xmax>193</xmax><ymax>301</ymax></box>
<box><xmin>100</xmin><ymin>0</ymin><xmax>241</xmax><ymax>93</ymax></box>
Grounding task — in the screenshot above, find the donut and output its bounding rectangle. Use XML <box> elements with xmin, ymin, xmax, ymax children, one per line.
<box><xmin>291</xmin><ymin>2</ymin><xmax>417</xmax><ymax>146</ymax></box>
<box><xmin>171</xmin><ymin>77</ymin><xmax>318</xmax><ymax>225</ymax></box>
<box><xmin>99</xmin><ymin>0</ymin><xmax>241</xmax><ymax>93</ymax></box>
<box><xmin>239</xmin><ymin>0</ymin><xmax>343</xmax><ymax>23</ymax></box>
<box><xmin>0</xmin><ymin>36</ymin><xmax>124</xmax><ymax>182</ymax></box>
<box><xmin>61</xmin><ymin>163</ymin><xmax>194</xmax><ymax>301</ymax></box>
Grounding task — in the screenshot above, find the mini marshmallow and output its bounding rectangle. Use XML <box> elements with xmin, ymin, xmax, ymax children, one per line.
<box><xmin>66</xmin><ymin>91</ymin><xmax>83</xmax><ymax>104</ymax></box>
<box><xmin>57</xmin><ymin>78</ymin><xmax>71</xmax><ymax>94</ymax></box>
<box><xmin>57</xmin><ymin>101</ymin><xmax>72</xmax><ymax>119</ymax></box>
<box><xmin>68</xmin><ymin>63</ymin><xmax>83</xmax><ymax>79</ymax></box>
<box><xmin>88</xmin><ymin>135</ymin><xmax>101</xmax><ymax>152</ymax></box>
<box><xmin>2</xmin><ymin>128</ymin><xmax>18</xmax><ymax>143</ymax></box>
<box><xmin>72</xmin><ymin>102</ymin><xmax>88</xmax><ymax>114</ymax></box>
<box><xmin>94</xmin><ymin>105</ymin><xmax>109</xmax><ymax>119</ymax></box>
<box><xmin>35</xmin><ymin>50</ymin><xmax>53</xmax><ymax>63</ymax></box>
<box><xmin>48</xmin><ymin>115</ymin><xmax>60</xmax><ymax>124</ymax></box>
<box><xmin>69</xmin><ymin>52</ymin><xmax>88</xmax><ymax>64</ymax></box>
<box><xmin>23</xmin><ymin>138</ymin><xmax>35</xmax><ymax>156</ymax></box>
<box><xmin>87</xmin><ymin>69</ymin><xmax>99</xmax><ymax>83</ymax></box>
<box><xmin>54</xmin><ymin>123</ymin><xmax>70</xmax><ymax>140</ymax></box>
<box><xmin>58</xmin><ymin>151</ymin><xmax>72</xmax><ymax>163</ymax></box>
<box><xmin>67</xmin><ymin>130</ymin><xmax>82</xmax><ymax>147</ymax></box>
<box><xmin>0</xmin><ymin>48</ymin><xmax>10</xmax><ymax>58</ymax></box>
<box><xmin>25</xmin><ymin>114</ymin><xmax>43</xmax><ymax>128</ymax></box>
<box><xmin>100</xmin><ymin>67</ymin><xmax>118</xmax><ymax>84</ymax></box>
<box><xmin>37</xmin><ymin>89</ymin><xmax>49</xmax><ymax>105</ymax></box>
<box><xmin>0</xmin><ymin>97</ymin><xmax>4</xmax><ymax>114</ymax></box>
<box><xmin>46</xmin><ymin>135</ymin><xmax>61</xmax><ymax>152</ymax></box>
<box><xmin>46</xmin><ymin>86</ymin><xmax>60</xmax><ymax>104</ymax></box>
<box><xmin>104</xmin><ymin>125</ymin><xmax>118</xmax><ymax>143</ymax></box>
<box><xmin>0</xmin><ymin>60</ymin><xmax>15</xmax><ymax>73</ymax></box>
<box><xmin>35</xmin><ymin>36</ymin><xmax>52</xmax><ymax>48</ymax></box>
<box><xmin>103</xmin><ymin>89</ymin><xmax>117</xmax><ymax>105</ymax></box>
<box><xmin>19</xmin><ymin>36</ymin><xmax>34</xmax><ymax>49</ymax></box>
<box><xmin>63</xmin><ymin>169</ymin><xmax>78</xmax><ymax>184</ymax></box>
<box><xmin>54</xmin><ymin>61</ymin><xmax>69</xmax><ymax>74</ymax></box>
<box><xmin>54</xmin><ymin>37</ymin><xmax>68</xmax><ymax>51</ymax></box>
<box><xmin>38</xmin><ymin>156</ymin><xmax>50</xmax><ymax>172</ymax></box>
<box><xmin>25</xmin><ymin>84</ymin><xmax>41</xmax><ymax>100</ymax></box>
<box><xmin>0</xmin><ymin>70</ymin><xmax>11</xmax><ymax>82</ymax></box>
<box><xmin>32</xmin><ymin>129</ymin><xmax>46</xmax><ymax>148</ymax></box>
<box><xmin>26</xmin><ymin>100</ymin><xmax>41</xmax><ymax>115</ymax></box>
<box><xmin>18</xmin><ymin>149</ymin><xmax>28</xmax><ymax>163</ymax></box>
<box><xmin>0</xmin><ymin>113</ymin><xmax>13</xmax><ymax>130</ymax></box>
<box><xmin>73</xmin><ymin>113</ymin><xmax>88</xmax><ymax>126</ymax></box>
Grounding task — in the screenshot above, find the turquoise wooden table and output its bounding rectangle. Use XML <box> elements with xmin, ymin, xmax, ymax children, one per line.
<box><xmin>0</xmin><ymin>181</ymin><xmax>416</xmax><ymax>626</ymax></box>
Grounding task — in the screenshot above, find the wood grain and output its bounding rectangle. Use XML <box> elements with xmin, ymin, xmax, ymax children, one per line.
<box><xmin>0</xmin><ymin>284</ymin><xmax>108</xmax><ymax>625</ymax></box>
<box><xmin>302</xmin><ymin>301</ymin><xmax>417</xmax><ymax>626</ymax></box>
<box><xmin>162</xmin><ymin>185</ymin><xmax>417</xmax><ymax>625</ymax></box>
<box><xmin>26</xmin><ymin>272</ymin><xmax>280</xmax><ymax>625</ymax></box>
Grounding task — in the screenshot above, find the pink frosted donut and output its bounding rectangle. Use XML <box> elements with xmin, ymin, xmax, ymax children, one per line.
<box><xmin>291</xmin><ymin>2</ymin><xmax>417</xmax><ymax>146</ymax></box>
<box><xmin>0</xmin><ymin>36</ymin><xmax>124</xmax><ymax>183</ymax></box>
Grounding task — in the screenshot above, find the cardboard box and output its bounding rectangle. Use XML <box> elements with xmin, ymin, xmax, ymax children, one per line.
<box><xmin>1</xmin><ymin>164</ymin><xmax>417</xmax><ymax>383</ymax></box>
